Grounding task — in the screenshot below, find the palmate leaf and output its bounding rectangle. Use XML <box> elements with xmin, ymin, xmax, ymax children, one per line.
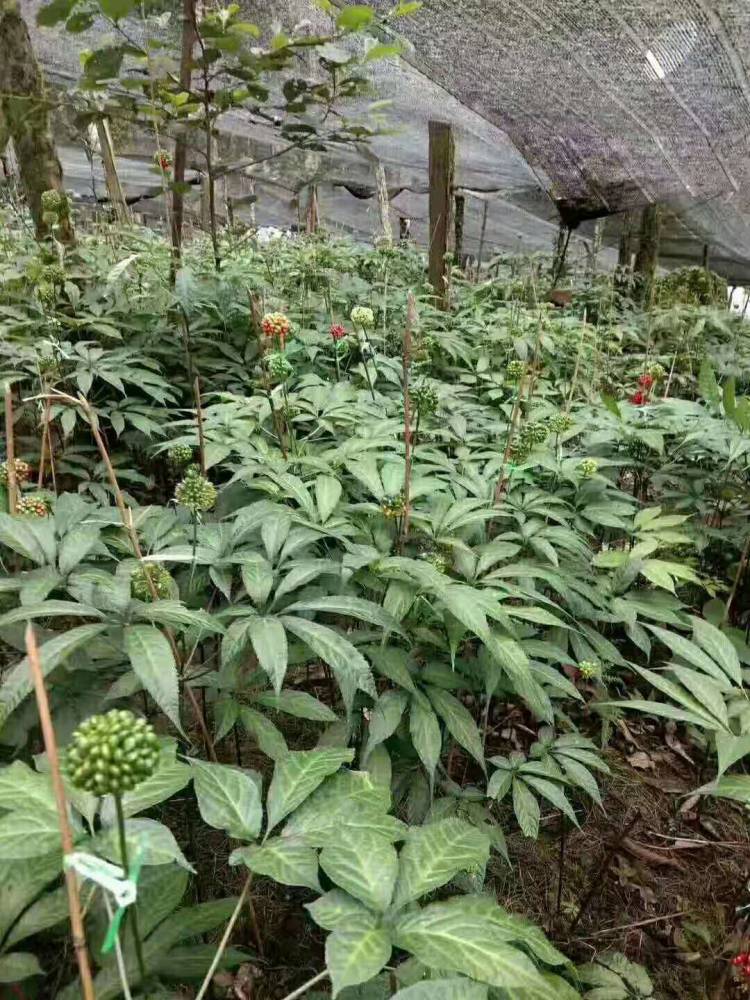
<box><xmin>281</xmin><ymin>615</ymin><xmax>376</xmax><ymax>711</ymax></box>
<box><xmin>266</xmin><ymin>747</ymin><xmax>354</xmax><ymax>833</ymax></box>
<box><xmin>306</xmin><ymin>889</ymin><xmax>377</xmax><ymax>932</ymax></box>
<box><xmin>230</xmin><ymin>837</ymin><xmax>320</xmax><ymax>891</ymax></box>
<box><xmin>0</xmin><ymin>953</ymin><xmax>43</xmax><ymax>983</ymax></box>
<box><xmin>240</xmin><ymin>706</ymin><xmax>289</xmax><ymax>761</ymax></box>
<box><xmin>124</xmin><ymin>624</ymin><xmax>182</xmax><ymax>734</ymax></box>
<box><xmin>393</xmin><ymin>818</ymin><xmax>490</xmax><ymax>907</ymax></box>
<box><xmin>326</xmin><ymin>925</ymin><xmax>392</xmax><ymax>998</ymax></box>
<box><xmin>254</xmin><ymin>689</ymin><xmax>337</xmax><ymax>721</ymax></box>
<box><xmin>283</xmin><ymin>595</ymin><xmax>405</xmax><ymax>634</ymax></box>
<box><xmin>512</xmin><ymin>778</ymin><xmax>540</xmax><ymax>839</ymax></box>
<box><xmin>392</xmin><ymin>981</ymin><xmax>488</xmax><ymax>1000</ymax></box>
<box><xmin>191</xmin><ymin>760</ymin><xmax>263</xmax><ymax>840</ymax></box>
<box><xmin>409</xmin><ymin>692</ymin><xmax>442</xmax><ymax>790</ymax></box>
<box><xmin>363</xmin><ymin>689</ymin><xmax>409</xmax><ymax>764</ymax></box>
<box><xmin>0</xmin><ymin>852</ymin><xmax>62</xmax><ymax>942</ymax></box>
<box><xmin>248</xmin><ymin>616</ymin><xmax>288</xmax><ymax>693</ymax></box>
<box><xmin>4</xmin><ymin>884</ymin><xmax>68</xmax><ymax>949</ymax></box>
<box><xmin>320</xmin><ymin>830</ymin><xmax>398</xmax><ymax>911</ymax></box>
<box><xmin>426</xmin><ymin>686</ymin><xmax>486</xmax><ymax>772</ymax></box>
<box><xmin>393</xmin><ymin>898</ymin><xmax>553</xmax><ymax>993</ymax></box>
<box><xmin>284</xmin><ymin>770</ymin><xmax>406</xmax><ymax>846</ymax></box>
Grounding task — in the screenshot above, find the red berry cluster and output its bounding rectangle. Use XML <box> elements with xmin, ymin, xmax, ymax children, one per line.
<box><xmin>261</xmin><ymin>312</ymin><xmax>292</xmax><ymax>348</ymax></box>
<box><xmin>330</xmin><ymin>324</ymin><xmax>347</xmax><ymax>341</ymax></box>
<box><xmin>732</xmin><ymin>953</ymin><xmax>750</xmax><ymax>978</ymax></box>
<box><xmin>630</xmin><ymin>373</ymin><xmax>654</xmax><ymax>406</ymax></box>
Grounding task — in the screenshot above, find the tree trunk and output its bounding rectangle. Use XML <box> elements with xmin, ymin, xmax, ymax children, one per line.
<box><xmin>634</xmin><ymin>204</ymin><xmax>662</xmax><ymax>305</ymax></box>
<box><xmin>0</xmin><ymin>0</ymin><xmax>73</xmax><ymax>242</ymax></box>
<box><xmin>454</xmin><ymin>192</ymin><xmax>465</xmax><ymax>267</ymax></box>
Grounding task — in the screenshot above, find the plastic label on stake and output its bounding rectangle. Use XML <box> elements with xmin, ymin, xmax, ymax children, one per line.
<box><xmin>64</xmin><ymin>848</ymin><xmax>144</xmax><ymax>954</ymax></box>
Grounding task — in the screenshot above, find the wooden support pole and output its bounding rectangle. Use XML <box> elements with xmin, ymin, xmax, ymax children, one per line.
<box><xmin>374</xmin><ymin>161</ymin><xmax>392</xmax><ymax>247</ymax></box>
<box><xmin>634</xmin><ymin>204</ymin><xmax>662</xmax><ymax>305</ymax></box>
<box><xmin>95</xmin><ymin>118</ymin><xmax>129</xmax><ymax>223</ymax></box>
<box><xmin>428</xmin><ymin>120</ymin><xmax>455</xmax><ymax>310</ymax></box>
<box><xmin>306</xmin><ymin>184</ymin><xmax>319</xmax><ymax>234</ymax></box>
<box><xmin>617</xmin><ymin>209</ymin><xmax>637</xmax><ymax>268</ymax></box>
<box><xmin>702</xmin><ymin>243</ymin><xmax>710</xmax><ymax>271</ymax></box>
<box><xmin>454</xmin><ymin>192</ymin><xmax>465</xmax><ymax>267</ymax></box>
<box><xmin>476</xmin><ymin>199</ymin><xmax>489</xmax><ymax>277</ymax></box>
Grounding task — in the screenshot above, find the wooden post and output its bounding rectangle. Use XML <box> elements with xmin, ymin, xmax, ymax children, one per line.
<box><xmin>428</xmin><ymin>120</ymin><xmax>454</xmax><ymax>310</ymax></box>
<box><xmin>454</xmin><ymin>192</ymin><xmax>465</xmax><ymax>268</ymax></box>
<box><xmin>476</xmin><ymin>199</ymin><xmax>488</xmax><ymax>277</ymax></box>
<box><xmin>617</xmin><ymin>210</ymin><xmax>637</xmax><ymax>268</ymax></box>
<box><xmin>634</xmin><ymin>204</ymin><xmax>662</xmax><ymax>305</ymax></box>
<box><xmin>702</xmin><ymin>243</ymin><xmax>710</xmax><ymax>271</ymax></box>
<box><xmin>306</xmin><ymin>184</ymin><xmax>319</xmax><ymax>234</ymax></box>
<box><xmin>374</xmin><ymin>161</ymin><xmax>392</xmax><ymax>246</ymax></box>
<box><xmin>171</xmin><ymin>0</ymin><xmax>196</xmax><ymax>265</ymax></box>
<box><xmin>95</xmin><ymin>118</ymin><xmax>129</xmax><ymax>223</ymax></box>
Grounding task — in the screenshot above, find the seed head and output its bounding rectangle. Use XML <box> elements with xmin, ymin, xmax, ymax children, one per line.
<box><xmin>175</xmin><ymin>473</ymin><xmax>217</xmax><ymax>513</ymax></box>
<box><xmin>131</xmin><ymin>563</ymin><xmax>173</xmax><ymax>602</ymax></box>
<box><xmin>66</xmin><ymin>710</ymin><xmax>159</xmax><ymax>796</ymax></box>
<box><xmin>350</xmin><ymin>305</ymin><xmax>375</xmax><ymax>329</ymax></box>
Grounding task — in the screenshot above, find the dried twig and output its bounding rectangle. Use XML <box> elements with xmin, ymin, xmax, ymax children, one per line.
<box><xmin>25</xmin><ymin>624</ymin><xmax>96</xmax><ymax>1000</ymax></box>
<box><xmin>569</xmin><ymin>810</ymin><xmax>641</xmax><ymax>932</ymax></box>
<box><xmin>577</xmin><ymin>910</ymin><xmax>687</xmax><ymax>940</ymax></box>
<box><xmin>280</xmin><ymin>970</ymin><xmax>329</xmax><ymax>1000</ymax></box>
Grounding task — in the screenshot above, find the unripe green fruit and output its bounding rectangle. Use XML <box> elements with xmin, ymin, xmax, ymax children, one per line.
<box><xmin>578</xmin><ymin>660</ymin><xmax>600</xmax><ymax>680</ymax></box>
<box><xmin>131</xmin><ymin>563</ymin><xmax>173</xmax><ymax>601</ymax></box>
<box><xmin>411</xmin><ymin>380</ymin><xmax>439</xmax><ymax>415</ymax></box>
<box><xmin>506</xmin><ymin>359</ymin><xmax>525</xmax><ymax>379</ymax></box>
<box><xmin>548</xmin><ymin>413</ymin><xmax>573</xmax><ymax>435</ymax></box>
<box><xmin>266</xmin><ymin>352</ymin><xmax>294</xmax><ymax>381</ymax></box>
<box><xmin>167</xmin><ymin>444</ymin><xmax>193</xmax><ymax>469</ymax></box>
<box><xmin>175</xmin><ymin>473</ymin><xmax>217</xmax><ymax>513</ymax></box>
<box><xmin>66</xmin><ymin>710</ymin><xmax>159</xmax><ymax>795</ymax></box>
<box><xmin>578</xmin><ymin>458</ymin><xmax>598</xmax><ymax>478</ymax></box>
<box><xmin>380</xmin><ymin>492</ymin><xmax>406</xmax><ymax>518</ymax></box>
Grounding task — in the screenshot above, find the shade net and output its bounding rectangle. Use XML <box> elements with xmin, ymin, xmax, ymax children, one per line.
<box><xmin>18</xmin><ymin>0</ymin><xmax>750</xmax><ymax>281</ymax></box>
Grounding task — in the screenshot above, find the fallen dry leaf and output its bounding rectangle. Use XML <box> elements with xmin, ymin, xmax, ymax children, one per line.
<box><xmin>621</xmin><ymin>836</ymin><xmax>685</xmax><ymax>869</ymax></box>
<box><xmin>628</xmin><ymin>750</ymin><xmax>655</xmax><ymax>771</ymax></box>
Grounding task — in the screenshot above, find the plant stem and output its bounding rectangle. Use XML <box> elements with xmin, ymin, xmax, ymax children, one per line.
<box><xmin>280</xmin><ymin>970</ymin><xmax>329</xmax><ymax>1000</ymax></box>
<box><xmin>115</xmin><ymin>794</ymin><xmax>147</xmax><ymax>985</ymax></box>
<box><xmin>194</xmin><ymin>375</ymin><xmax>207</xmax><ymax>474</ymax></box>
<box><xmin>25</xmin><ymin>624</ymin><xmax>96</xmax><ymax>1000</ymax></box>
<box><xmin>194</xmin><ymin>873</ymin><xmax>255</xmax><ymax>1000</ymax></box>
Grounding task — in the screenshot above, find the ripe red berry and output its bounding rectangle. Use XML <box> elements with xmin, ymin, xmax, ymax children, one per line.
<box><xmin>630</xmin><ymin>390</ymin><xmax>647</xmax><ymax>406</ymax></box>
<box><xmin>330</xmin><ymin>324</ymin><xmax>346</xmax><ymax>341</ymax></box>
<box><xmin>638</xmin><ymin>373</ymin><xmax>654</xmax><ymax>389</ymax></box>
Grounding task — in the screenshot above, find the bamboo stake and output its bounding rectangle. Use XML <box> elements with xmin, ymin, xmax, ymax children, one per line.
<box><xmin>399</xmin><ymin>292</ymin><xmax>416</xmax><ymax>552</ymax></box>
<box><xmin>193</xmin><ymin>376</ymin><xmax>207</xmax><ymax>475</ymax></box>
<box><xmin>4</xmin><ymin>384</ymin><xmax>17</xmax><ymax>512</ymax></box>
<box><xmin>194</xmin><ymin>874</ymin><xmax>254</xmax><ymax>1000</ymax></box>
<box><xmin>25</xmin><ymin>624</ymin><xmax>96</xmax><ymax>1000</ymax></box>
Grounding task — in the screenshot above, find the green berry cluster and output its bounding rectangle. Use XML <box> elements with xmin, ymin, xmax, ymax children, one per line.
<box><xmin>511</xmin><ymin>421</ymin><xmax>549</xmax><ymax>462</ymax></box>
<box><xmin>175</xmin><ymin>468</ymin><xmax>217</xmax><ymax>513</ymax></box>
<box><xmin>578</xmin><ymin>660</ymin><xmax>600</xmax><ymax>680</ymax></box>
<box><xmin>648</xmin><ymin>362</ymin><xmax>666</xmax><ymax>381</ymax></box>
<box><xmin>66</xmin><ymin>710</ymin><xmax>159</xmax><ymax>795</ymax></box>
<box><xmin>421</xmin><ymin>548</ymin><xmax>450</xmax><ymax>574</ymax></box>
<box><xmin>266</xmin><ymin>352</ymin><xmax>294</xmax><ymax>381</ymax></box>
<box><xmin>506</xmin><ymin>359</ymin><xmax>525</xmax><ymax>380</ymax></box>
<box><xmin>380</xmin><ymin>492</ymin><xmax>406</xmax><ymax>518</ymax></box>
<box><xmin>41</xmin><ymin>189</ymin><xmax>71</xmax><ymax>221</ymax></box>
<box><xmin>43</xmin><ymin>263</ymin><xmax>66</xmax><ymax>286</ymax></box>
<box><xmin>167</xmin><ymin>443</ymin><xmax>193</xmax><ymax>470</ymax></box>
<box><xmin>37</xmin><ymin>353</ymin><xmax>62</xmax><ymax>381</ymax></box>
<box><xmin>547</xmin><ymin>413</ymin><xmax>573</xmax><ymax>435</ymax></box>
<box><xmin>578</xmin><ymin>458</ymin><xmax>598</xmax><ymax>478</ymax></box>
<box><xmin>16</xmin><ymin>495</ymin><xmax>49</xmax><ymax>517</ymax></box>
<box><xmin>350</xmin><ymin>305</ymin><xmax>375</xmax><ymax>329</ymax></box>
<box><xmin>131</xmin><ymin>563</ymin><xmax>173</xmax><ymax>601</ymax></box>
<box><xmin>0</xmin><ymin>459</ymin><xmax>31</xmax><ymax>485</ymax></box>
<box><xmin>411</xmin><ymin>380</ymin><xmax>439</xmax><ymax>415</ymax></box>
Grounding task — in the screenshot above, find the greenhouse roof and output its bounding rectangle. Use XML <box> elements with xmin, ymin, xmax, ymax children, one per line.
<box><xmin>23</xmin><ymin>0</ymin><xmax>750</xmax><ymax>281</ymax></box>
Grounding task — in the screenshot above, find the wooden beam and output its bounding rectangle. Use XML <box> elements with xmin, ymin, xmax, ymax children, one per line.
<box><xmin>428</xmin><ymin>120</ymin><xmax>455</xmax><ymax>310</ymax></box>
<box><xmin>374</xmin><ymin>161</ymin><xmax>392</xmax><ymax>247</ymax></box>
